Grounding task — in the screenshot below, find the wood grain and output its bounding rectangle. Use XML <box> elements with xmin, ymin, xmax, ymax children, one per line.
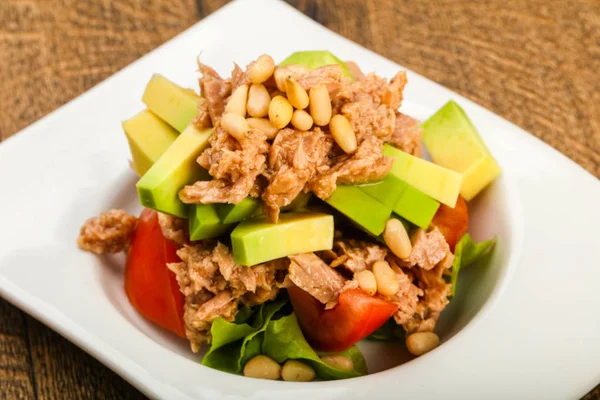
<box><xmin>0</xmin><ymin>0</ymin><xmax>599</xmax><ymax>399</ymax></box>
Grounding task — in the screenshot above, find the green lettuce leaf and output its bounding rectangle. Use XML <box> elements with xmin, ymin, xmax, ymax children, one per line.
<box><xmin>235</xmin><ymin>299</ymin><xmax>289</xmax><ymax>371</ymax></box>
<box><xmin>451</xmin><ymin>233</ymin><xmax>496</xmax><ymax>296</ymax></box>
<box><xmin>201</xmin><ymin>297</ymin><xmax>288</xmax><ymax>373</ymax></box>
<box><xmin>262</xmin><ymin>313</ymin><xmax>367</xmax><ymax>380</ymax></box>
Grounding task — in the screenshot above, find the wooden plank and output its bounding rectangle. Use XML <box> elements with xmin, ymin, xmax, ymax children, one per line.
<box><xmin>26</xmin><ymin>317</ymin><xmax>146</xmax><ymax>399</ymax></box>
<box><xmin>0</xmin><ymin>299</ymin><xmax>35</xmax><ymax>400</ymax></box>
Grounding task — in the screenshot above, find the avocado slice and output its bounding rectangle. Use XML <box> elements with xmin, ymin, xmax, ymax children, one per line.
<box><xmin>358</xmin><ymin>174</ymin><xmax>440</xmax><ymax>229</ymax></box>
<box><xmin>279</xmin><ymin>50</ymin><xmax>353</xmax><ymax>80</ymax></box>
<box><xmin>231</xmin><ymin>212</ymin><xmax>334</xmax><ymax>266</ymax></box>
<box><xmin>216</xmin><ymin>197</ymin><xmax>262</xmax><ymax>224</ymax></box>
<box><xmin>383</xmin><ymin>144</ymin><xmax>462</xmax><ymax>208</ymax></box>
<box><xmin>142</xmin><ymin>74</ymin><xmax>199</xmax><ymax>132</ymax></box>
<box><xmin>218</xmin><ymin>192</ymin><xmax>312</xmax><ymax>224</ymax></box>
<box><xmin>325</xmin><ymin>185</ymin><xmax>392</xmax><ymax>236</ymax></box>
<box><xmin>136</xmin><ymin>124</ymin><xmax>212</xmax><ymax>218</ymax></box>
<box><xmin>422</xmin><ymin>100</ymin><xmax>501</xmax><ymax>201</ymax></box>
<box><xmin>122</xmin><ymin>110</ymin><xmax>179</xmax><ymax>176</ymax></box>
<box><xmin>189</xmin><ymin>204</ymin><xmax>235</xmax><ymax>241</ymax></box>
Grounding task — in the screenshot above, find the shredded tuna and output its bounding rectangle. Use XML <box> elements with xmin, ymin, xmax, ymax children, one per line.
<box><xmin>179</xmin><ymin>126</ymin><xmax>269</xmax><ymax>204</ymax></box>
<box><xmin>331</xmin><ymin>239</ymin><xmax>388</xmax><ymax>272</ymax></box>
<box><xmin>157</xmin><ymin>213</ymin><xmax>187</xmax><ymax>245</ymax></box>
<box><xmin>231</xmin><ymin>63</ymin><xmax>248</xmax><ymax>91</ymax></box>
<box><xmin>242</xmin><ymin>259</ymin><xmax>289</xmax><ymax>306</ymax></box>
<box><xmin>262</xmin><ymin>128</ymin><xmax>333</xmax><ymax>222</ymax></box>
<box><xmin>389</xmin><ymin>113</ymin><xmax>422</xmax><ymax>156</ymax></box>
<box><xmin>333</xmin><ymin>73</ymin><xmax>387</xmax><ymax>108</ymax></box>
<box><xmin>193</xmin><ymin>97</ymin><xmax>212</xmax><ymax>129</ymax></box>
<box><xmin>345</xmin><ymin>61</ymin><xmax>365</xmax><ymax>81</ymax></box>
<box><xmin>168</xmin><ymin>241</ymin><xmax>284</xmax><ymax>351</ymax></box>
<box><xmin>298</xmin><ymin>65</ymin><xmax>344</xmax><ymax>92</ymax></box>
<box><xmin>309</xmin><ymin>136</ymin><xmax>393</xmax><ymax>200</ymax></box>
<box><xmin>404</xmin><ymin>259</ymin><xmax>452</xmax><ymax>333</ymax></box>
<box><xmin>380</xmin><ymin>71</ymin><xmax>407</xmax><ymax>111</ymax></box>
<box><xmin>341</xmin><ymin>101</ymin><xmax>396</xmax><ymax>142</ymax></box>
<box><xmin>387</xmin><ymin>264</ymin><xmax>423</xmax><ymax>325</ymax></box>
<box><xmin>407</xmin><ymin>228</ymin><xmax>450</xmax><ymax>270</ymax></box>
<box><xmin>288</xmin><ymin>253</ymin><xmax>345</xmax><ymax>304</ymax></box>
<box><xmin>198</xmin><ymin>63</ymin><xmax>231</xmax><ymax>125</ymax></box>
<box><xmin>185</xmin><ymin>291</ymin><xmax>238</xmax><ymax>351</ymax></box>
<box><xmin>77</xmin><ymin>209</ymin><xmax>137</xmax><ymax>254</ymax></box>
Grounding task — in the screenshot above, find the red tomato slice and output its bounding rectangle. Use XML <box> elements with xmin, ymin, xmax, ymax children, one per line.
<box><xmin>431</xmin><ymin>195</ymin><xmax>469</xmax><ymax>251</ymax></box>
<box><xmin>288</xmin><ymin>286</ymin><xmax>398</xmax><ymax>352</ymax></box>
<box><xmin>124</xmin><ymin>209</ymin><xmax>186</xmax><ymax>338</ymax></box>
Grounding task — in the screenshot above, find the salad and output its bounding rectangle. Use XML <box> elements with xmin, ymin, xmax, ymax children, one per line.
<box><xmin>77</xmin><ymin>51</ymin><xmax>499</xmax><ymax>381</ymax></box>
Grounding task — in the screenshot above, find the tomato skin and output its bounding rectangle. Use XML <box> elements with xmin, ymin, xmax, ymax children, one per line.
<box><xmin>431</xmin><ymin>195</ymin><xmax>469</xmax><ymax>251</ymax></box>
<box><xmin>124</xmin><ymin>209</ymin><xmax>186</xmax><ymax>338</ymax></box>
<box><xmin>288</xmin><ymin>286</ymin><xmax>398</xmax><ymax>352</ymax></box>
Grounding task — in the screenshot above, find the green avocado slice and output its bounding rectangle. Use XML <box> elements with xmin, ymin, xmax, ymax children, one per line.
<box><xmin>216</xmin><ymin>198</ymin><xmax>262</xmax><ymax>225</ymax></box>
<box><xmin>383</xmin><ymin>144</ymin><xmax>462</xmax><ymax>208</ymax></box>
<box><xmin>122</xmin><ymin>110</ymin><xmax>179</xmax><ymax>176</ymax></box>
<box><xmin>422</xmin><ymin>100</ymin><xmax>501</xmax><ymax>201</ymax></box>
<box><xmin>136</xmin><ymin>124</ymin><xmax>212</xmax><ymax>218</ymax></box>
<box><xmin>189</xmin><ymin>204</ymin><xmax>234</xmax><ymax>241</ymax></box>
<box><xmin>231</xmin><ymin>212</ymin><xmax>334</xmax><ymax>266</ymax></box>
<box><xmin>142</xmin><ymin>74</ymin><xmax>199</xmax><ymax>132</ymax></box>
<box><xmin>358</xmin><ymin>174</ymin><xmax>440</xmax><ymax>229</ymax></box>
<box><xmin>324</xmin><ymin>185</ymin><xmax>392</xmax><ymax>236</ymax></box>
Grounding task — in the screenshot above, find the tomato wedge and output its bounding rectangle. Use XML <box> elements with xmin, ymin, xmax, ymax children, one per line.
<box><xmin>124</xmin><ymin>209</ymin><xmax>186</xmax><ymax>338</ymax></box>
<box><xmin>431</xmin><ymin>195</ymin><xmax>469</xmax><ymax>251</ymax></box>
<box><xmin>288</xmin><ymin>286</ymin><xmax>398</xmax><ymax>352</ymax></box>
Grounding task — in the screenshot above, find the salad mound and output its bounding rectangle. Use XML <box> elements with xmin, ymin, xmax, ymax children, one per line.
<box><xmin>77</xmin><ymin>51</ymin><xmax>499</xmax><ymax>381</ymax></box>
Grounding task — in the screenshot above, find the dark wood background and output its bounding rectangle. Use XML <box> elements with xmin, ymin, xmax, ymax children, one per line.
<box><xmin>1</xmin><ymin>0</ymin><xmax>599</xmax><ymax>398</ymax></box>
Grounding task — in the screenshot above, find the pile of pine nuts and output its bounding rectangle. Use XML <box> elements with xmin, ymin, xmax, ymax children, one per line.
<box><xmin>353</xmin><ymin>218</ymin><xmax>413</xmax><ymax>298</ymax></box>
<box><xmin>219</xmin><ymin>54</ymin><xmax>357</xmax><ymax>153</ymax></box>
<box><xmin>242</xmin><ymin>354</ymin><xmax>354</xmax><ymax>381</ymax></box>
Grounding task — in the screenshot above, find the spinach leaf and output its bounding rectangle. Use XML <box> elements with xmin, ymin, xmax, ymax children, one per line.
<box><xmin>235</xmin><ymin>299</ymin><xmax>288</xmax><ymax>371</ymax></box>
<box><xmin>451</xmin><ymin>233</ymin><xmax>496</xmax><ymax>296</ymax></box>
<box><xmin>262</xmin><ymin>313</ymin><xmax>367</xmax><ymax>380</ymax></box>
<box><xmin>201</xmin><ymin>297</ymin><xmax>288</xmax><ymax>373</ymax></box>
<box><xmin>201</xmin><ymin>318</ymin><xmax>256</xmax><ymax>373</ymax></box>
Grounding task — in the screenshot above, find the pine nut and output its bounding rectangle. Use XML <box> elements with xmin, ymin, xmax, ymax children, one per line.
<box><xmin>285</xmin><ymin>77</ymin><xmax>309</xmax><ymax>109</ymax></box>
<box><xmin>329</xmin><ymin>114</ymin><xmax>357</xmax><ymax>153</ymax></box>
<box><xmin>274</xmin><ymin>65</ymin><xmax>310</xmax><ymax>92</ymax></box>
<box><xmin>247</xmin><ymin>83</ymin><xmax>271</xmax><ymax>118</ymax></box>
<box><xmin>224</xmin><ymin>84</ymin><xmax>248</xmax><ymax>117</ymax></box>
<box><xmin>406</xmin><ymin>332</ymin><xmax>440</xmax><ymax>356</ymax></box>
<box><xmin>248</xmin><ymin>54</ymin><xmax>275</xmax><ymax>84</ymax></box>
<box><xmin>320</xmin><ymin>355</ymin><xmax>354</xmax><ymax>371</ymax></box>
<box><xmin>273</xmin><ymin>66</ymin><xmax>291</xmax><ymax>92</ymax></box>
<box><xmin>354</xmin><ymin>270</ymin><xmax>377</xmax><ymax>296</ymax></box>
<box><xmin>246</xmin><ymin>117</ymin><xmax>279</xmax><ymax>140</ymax></box>
<box><xmin>291</xmin><ymin>109</ymin><xmax>313</xmax><ymax>131</ymax></box>
<box><xmin>281</xmin><ymin>360</ymin><xmax>316</xmax><ymax>382</ymax></box>
<box><xmin>372</xmin><ymin>260</ymin><xmax>401</xmax><ymax>296</ymax></box>
<box><xmin>268</xmin><ymin>95</ymin><xmax>293</xmax><ymax>129</ymax></box>
<box><xmin>309</xmin><ymin>84</ymin><xmax>332</xmax><ymax>126</ymax></box>
<box><xmin>221</xmin><ymin>113</ymin><xmax>248</xmax><ymax>142</ymax></box>
<box><xmin>243</xmin><ymin>355</ymin><xmax>282</xmax><ymax>380</ymax></box>
<box><xmin>384</xmin><ymin>219</ymin><xmax>412</xmax><ymax>260</ymax></box>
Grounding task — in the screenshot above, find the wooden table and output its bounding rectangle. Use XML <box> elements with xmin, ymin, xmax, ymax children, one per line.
<box><xmin>1</xmin><ymin>0</ymin><xmax>599</xmax><ymax>398</ymax></box>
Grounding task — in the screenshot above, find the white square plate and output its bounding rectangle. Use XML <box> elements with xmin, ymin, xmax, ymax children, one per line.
<box><xmin>1</xmin><ymin>0</ymin><xmax>599</xmax><ymax>399</ymax></box>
